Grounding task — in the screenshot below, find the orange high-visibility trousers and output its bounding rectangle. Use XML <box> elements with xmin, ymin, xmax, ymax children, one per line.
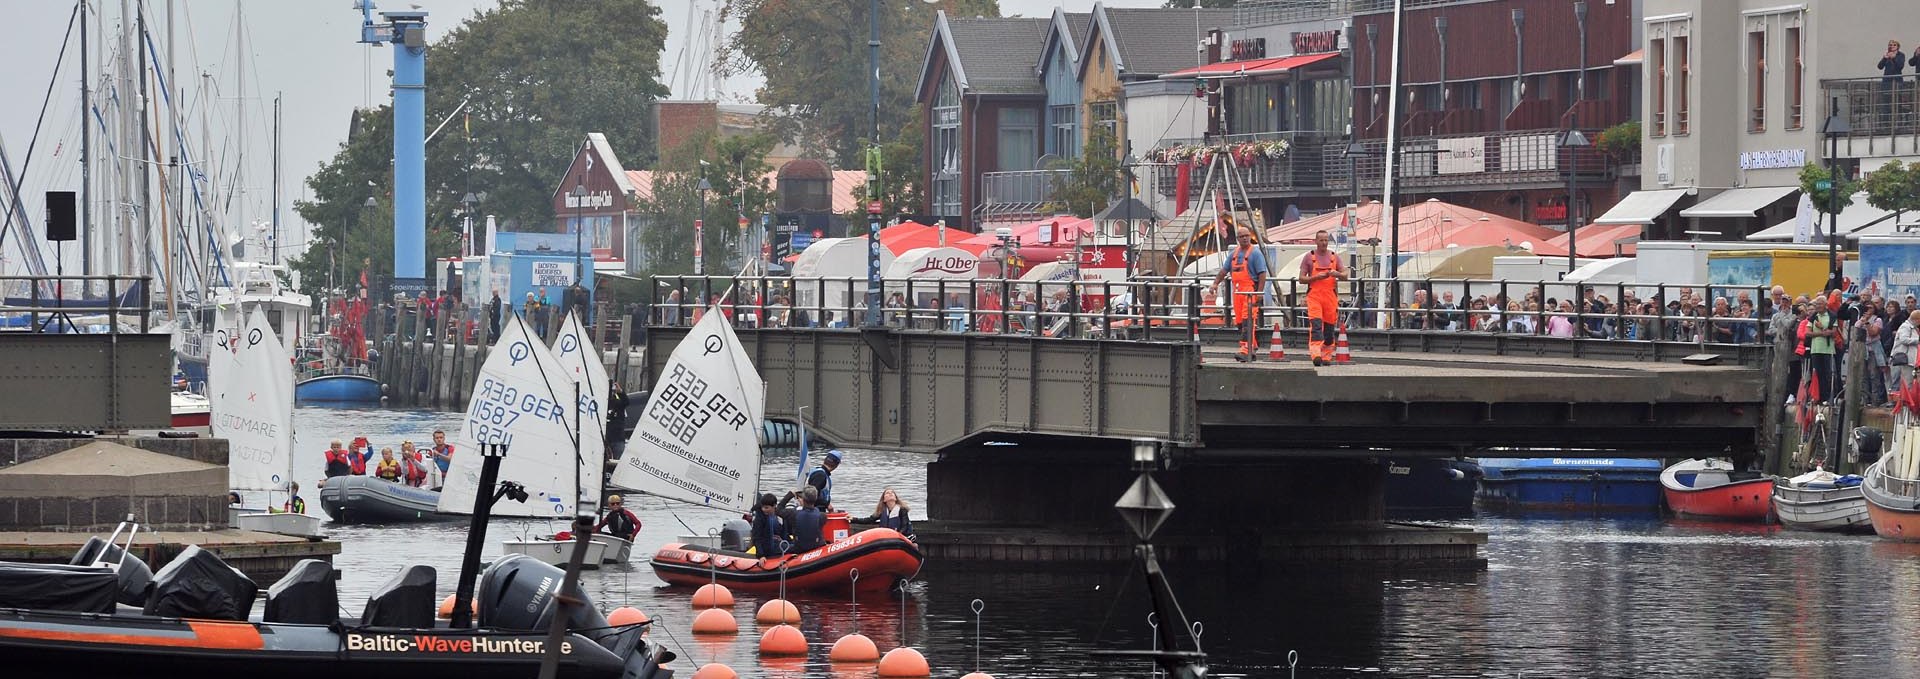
<box><xmin>1304</xmin><ymin>251</ymin><xmax>1341</xmax><ymax>361</ymax></box>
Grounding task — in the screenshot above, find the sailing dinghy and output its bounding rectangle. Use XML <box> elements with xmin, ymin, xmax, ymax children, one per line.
<box><xmin>214</xmin><ymin>309</ymin><xmax>325</xmax><ymax>539</ymax></box>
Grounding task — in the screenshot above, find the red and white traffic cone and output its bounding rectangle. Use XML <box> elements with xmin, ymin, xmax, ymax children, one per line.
<box><xmin>1268</xmin><ymin>323</ymin><xmax>1286</xmax><ymax>361</ymax></box>
<box><xmin>1334</xmin><ymin>324</ymin><xmax>1353</xmax><ymax>364</ymax></box>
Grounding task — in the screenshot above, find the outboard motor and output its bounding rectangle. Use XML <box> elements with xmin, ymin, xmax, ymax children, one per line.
<box><xmin>477</xmin><ymin>554</ymin><xmax>608</xmax><ymax>636</ymax></box>
<box><xmin>265</xmin><ymin>559</ymin><xmax>339</xmax><ymax>624</ymax></box>
<box><xmin>69</xmin><ymin>536</ymin><xmax>153</xmax><ymax>606</ymax></box>
<box><xmin>1853</xmin><ymin>426</ymin><xmax>1885</xmax><ymax>464</ymax></box>
<box><xmin>361</xmin><ymin>565</ymin><xmax>436</xmax><ymax>627</ymax></box>
<box><xmin>720</xmin><ymin>519</ymin><xmax>752</xmax><ymax>552</ymax></box>
<box><xmin>144</xmin><ymin>546</ymin><xmax>258</xmax><ymax>621</ymax></box>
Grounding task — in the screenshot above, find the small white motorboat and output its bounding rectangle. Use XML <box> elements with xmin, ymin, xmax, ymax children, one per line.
<box><xmin>501</xmin><ymin>536</ymin><xmax>606</xmax><ymax>569</ymax></box>
<box><xmin>235</xmin><ymin>510</ymin><xmax>329</xmax><ymax>540</ymax></box>
<box><xmin>589</xmin><ymin>533</ymin><xmax>633</xmax><ymax>563</ymax></box>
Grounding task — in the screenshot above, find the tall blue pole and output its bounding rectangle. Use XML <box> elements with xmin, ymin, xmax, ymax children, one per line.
<box><xmin>359</xmin><ymin>3</ymin><xmax>429</xmax><ymax>295</ymax></box>
<box><xmin>864</xmin><ymin>0</ymin><xmax>882</xmax><ymax>327</ymax></box>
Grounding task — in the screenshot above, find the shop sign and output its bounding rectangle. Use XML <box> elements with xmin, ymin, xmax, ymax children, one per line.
<box><xmin>1230</xmin><ymin>38</ymin><xmax>1266</xmax><ymax>61</ymax></box>
<box><xmin>1291</xmin><ymin>30</ymin><xmax>1340</xmax><ymax>55</ymax></box>
<box><xmin>1436</xmin><ymin>136</ymin><xmax>1486</xmax><ymax>175</ymax></box>
<box><xmin>1739</xmin><ymin>148</ymin><xmax>1806</xmax><ymax>170</ymax></box>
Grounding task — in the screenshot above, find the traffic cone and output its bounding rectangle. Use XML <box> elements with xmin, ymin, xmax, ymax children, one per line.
<box><xmin>1334</xmin><ymin>324</ymin><xmax>1353</xmax><ymax>364</ymax></box>
<box><xmin>1268</xmin><ymin>323</ymin><xmax>1286</xmax><ymax>361</ymax></box>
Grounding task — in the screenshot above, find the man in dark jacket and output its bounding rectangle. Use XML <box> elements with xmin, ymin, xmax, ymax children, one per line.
<box><xmin>594</xmin><ymin>494</ymin><xmax>641</xmax><ymax>540</ymax></box>
<box><xmin>788</xmin><ymin>487</ymin><xmax>826</xmax><ymax>553</ymax></box>
<box><xmin>749</xmin><ymin>493</ymin><xmax>788</xmax><ymax>556</ymax></box>
<box><xmin>487</xmin><ymin>291</ymin><xmax>503</xmax><ymax>343</ymax></box>
<box><xmin>803</xmin><ymin>450</ymin><xmax>842</xmax><ymax>512</ymax></box>
<box><xmin>1882</xmin><ymin>41</ymin><xmax>1907</xmax><ymax>119</ymax></box>
<box><xmin>605</xmin><ymin>383</ymin><xmax>630</xmax><ymax>460</ymax></box>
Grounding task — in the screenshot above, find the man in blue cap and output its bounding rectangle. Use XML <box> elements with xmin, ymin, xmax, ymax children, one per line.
<box><xmin>805</xmin><ymin>449</ymin><xmax>842</xmax><ymax>512</ymax></box>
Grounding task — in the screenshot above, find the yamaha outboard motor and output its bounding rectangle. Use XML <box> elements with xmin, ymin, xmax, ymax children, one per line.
<box><xmin>361</xmin><ymin>565</ymin><xmax>435</xmax><ymax>627</ymax></box>
<box><xmin>144</xmin><ymin>546</ymin><xmax>258</xmax><ymax>621</ymax></box>
<box><xmin>477</xmin><ymin>554</ymin><xmax>609</xmax><ymax>636</ymax></box>
<box><xmin>720</xmin><ymin>519</ymin><xmax>752</xmax><ymax>552</ymax></box>
<box><xmin>265</xmin><ymin>559</ymin><xmax>339</xmax><ymax>624</ymax></box>
<box><xmin>69</xmin><ymin>536</ymin><xmax>152</xmax><ymax>606</ymax></box>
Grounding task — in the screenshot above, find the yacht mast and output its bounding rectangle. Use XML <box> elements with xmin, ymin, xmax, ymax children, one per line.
<box><xmin>272</xmin><ymin>93</ymin><xmax>280</xmax><ymax>265</ymax></box>
<box><xmin>79</xmin><ymin>0</ymin><xmax>90</xmax><ymax>275</ymax></box>
<box><xmin>138</xmin><ymin>1</ymin><xmax>153</xmax><ymax>281</ymax></box>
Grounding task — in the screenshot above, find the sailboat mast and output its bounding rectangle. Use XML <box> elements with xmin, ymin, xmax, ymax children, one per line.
<box><xmin>79</xmin><ymin>0</ymin><xmax>90</xmax><ymax>275</ymax></box>
<box><xmin>233</xmin><ymin>0</ymin><xmax>245</xmax><ymax>261</ymax></box>
<box><xmin>138</xmin><ymin>2</ymin><xmax>153</xmax><ymax>281</ymax></box>
<box><xmin>272</xmin><ymin>93</ymin><xmax>280</xmax><ymax>265</ymax></box>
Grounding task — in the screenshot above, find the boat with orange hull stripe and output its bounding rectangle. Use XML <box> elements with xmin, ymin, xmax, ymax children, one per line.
<box><xmin>0</xmin><ymin>608</ymin><xmax>656</xmax><ymax>678</ymax></box>
<box><xmin>1659</xmin><ymin>458</ymin><xmax>1773</xmax><ymax>521</ymax></box>
<box><xmin>1863</xmin><ymin>457</ymin><xmax>1920</xmax><ymax>542</ymax></box>
<box><xmin>651</xmin><ymin>527</ymin><xmax>922</xmax><ymax>595</ymax></box>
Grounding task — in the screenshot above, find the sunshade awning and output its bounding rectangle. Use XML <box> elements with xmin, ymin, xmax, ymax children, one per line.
<box><xmin>1747</xmin><ymin>193</ymin><xmax>1895</xmax><ymax>241</ymax></box>
<box><xmin>1160</xmin><ymin>52</ymin><xmax>1340</xmax><ymax>80</ymax></box>
<box><xmin>1593</xmin><ymin>189</ymin><xmax>1689</xmax><ymax>225</ymax></box>
<box><xmin>1678</xmin><ymin>186</ymin><xmax>1798</xmax><ymax>218</ymax></box>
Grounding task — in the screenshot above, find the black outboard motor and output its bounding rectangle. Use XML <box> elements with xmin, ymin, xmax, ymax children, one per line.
<box><xmin>477</xmin><ymin>554</ymin><xmax>609</xmax><ymax>636</ymax></box>
<box><xmin>361</xmin><ymin>565</ymin><xmax>436</xmax><ymax>627</ymax></box>
<box><xmin>144</xmin><ymin>545</ymin><xmax>258</xmax><ymax>621</ymax></box>
<box><xmin>265</xmin><ymin>559</ymin><xmax>339</xmax><ymax>624</ymax></box>
<box><xmin>1853</xmin><ymin>426</ymin><xmax>1885</xmax><ymax>464</ymax></box>
<box><xmin>69</xmin><ymin>536</ymin><xmax>152</xmax><ymax>606</ymax></box>
<box><xmin>720</xmin><ymin>519</ymin><xmax>752</xmax><ymax>552</ymax></box>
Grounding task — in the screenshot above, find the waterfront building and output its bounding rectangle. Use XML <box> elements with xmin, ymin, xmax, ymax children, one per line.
<box><xmin>1616</xmin><ymin>0</ymin><xmax>1920</xmax><ymax>242</ymax></box>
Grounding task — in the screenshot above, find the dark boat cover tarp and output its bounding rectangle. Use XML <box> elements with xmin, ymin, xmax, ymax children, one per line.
<box><xmin>265</xmin><ymin>559</ymin><xmax>338</xmax><ymax>625</ymax></box>
<box><xmin>361</xmin><ymin>564</ymin><xmax>435</xmax><ymax>627</ymax></box>
<box><xmin>0</xmin><ymin>563</ymin><xmax>118</xmax><ymax>613</ymax></box>
<box><xmin>143</xmin><ymin>545</ymin><xmax>259</xmax><ymax>620</ymax></box>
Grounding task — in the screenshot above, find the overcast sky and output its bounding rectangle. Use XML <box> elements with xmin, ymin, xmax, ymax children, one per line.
<box><xmin>0</xmin><ymin>0</ymin><xmax>1160</xmax><ymax>270</ymax></box>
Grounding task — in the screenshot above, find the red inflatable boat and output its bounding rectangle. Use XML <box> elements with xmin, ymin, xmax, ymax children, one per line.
<box><xmin>650</xmin><ymin>528</ymin><xmax>921</xmax><ymax>595</ymax></box>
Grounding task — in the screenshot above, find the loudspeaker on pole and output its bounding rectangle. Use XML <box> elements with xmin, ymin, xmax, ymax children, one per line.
<box><xmin>45</xmin><ymin>191</ymin><xmax>77</xmax><ymax>242</ymax></box>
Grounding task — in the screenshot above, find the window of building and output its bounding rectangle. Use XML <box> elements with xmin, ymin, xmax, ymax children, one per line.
<box><xmin>1786</xmin><ymin>26</ymin><xmax>1803</xmax><ymax>129</ymax></box>
<box><xmin>1496</xmin><ymin>78</ymin><xmax>1517</xmax><ymax>120</ymax></box>
<box><xmin>1229</xmin><ymin>82</ymin><xmax>1282</xmax><ymax>134</ymax></box>
<box><xmin>1749</xmin><ymin>30</ymin><xmax>1766</xmax><ymax>132</ymax></box>
<box><xmin>1420</xmin><ymin>83</ymin><xmax>1444</xmax><ymax>111</ymax></box>
<box><xmin>1452</xmin><ymin>80</ymin><xmax>1482</xmax><ymax>111</ymax></box>
<box><xmin>1304</xmin><ymin>78</ymin><xmax>1350</xmax><ymax>134</ymax></box>
<box><xmin>1675</xmin><ymin>36</ymin><xmax>1690</xmax><ymax>134</ymax></box>
<box><xmin>1651</xmin><ymin>38</ymin><xmax>1666</xmax><ymax>135</ymax></box>
<box><xmin>998</xmin><ymin>108</ymin><xmax>1040</xmax><ymax>172</ymax></box>
<box><xmin>1049</xmin><ymin>104</ymin><xmax>1079</xmax><ymax>159</ymax></box>
<box><xmin>1563</xmin><ymin>72</ymin><xmax>1581</xmax><ymax>104</ymax></box>
<box><xmin>1088</xmin><ymin>100</ymin><xmax>1119</xmax><ymax>140</ymax></box>
<box><xmin>932</xmin><ymin>74</ymin><xmax>962</xmax><ymax>216</ymax></box>
<box><xmin>1589</xmin><ymin>69</ymin><xmax>1610</xmax><ymax>100</ymax></box>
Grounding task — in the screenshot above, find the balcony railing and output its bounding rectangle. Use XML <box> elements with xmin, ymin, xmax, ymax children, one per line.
<box><xmin>1823</xmin><ymin>77</ymin><xmax>1920</xmax><ymax>139</ymax></box>
<box><xmin>977</xmin><ymin>168</ymin><xmax>1072</xmax><ymax>226</ymax></box>
<box><xmin>1149</xmin><ymin>131</ymin><xmax>1329</xmax><ymax>198</ymax></box>
<box><xmin>1325</xmin><ymin>128</ymin><xmax>1608</xmax><ymax>194</ymax></box>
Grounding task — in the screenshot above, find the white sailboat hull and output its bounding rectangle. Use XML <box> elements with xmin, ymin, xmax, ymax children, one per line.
<box><xmin>501</xmin><ymin>538</ymin><xmax>606</xmax><ymax>569</ymax></box>
<box><xmin>235</xmin><ymin>511</ymin><xmax>328</xmax><ymax>539</ymax></box>
<box><xmin>589</xmin><ymin>533</ymin><xmax>632</xmax><ymax>563</ymax></box>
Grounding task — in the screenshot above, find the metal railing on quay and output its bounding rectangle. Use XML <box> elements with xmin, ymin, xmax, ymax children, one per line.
<box><xmin>0</xmin><ymin>275</ymin><xmax>153</xmax><ymax>334</ymax></box>
<box><xmin>646</xmin><ymin>274</ymin><xmax>1776</xmax><ymax>348</ymax></box>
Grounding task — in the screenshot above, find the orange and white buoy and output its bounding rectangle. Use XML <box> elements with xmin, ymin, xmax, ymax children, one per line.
<box><xmin>691</xmin><ymin>607</ymin><xmax>738</xmax><ymax>635</ymax></box>
<box><xmin>758</xmin><ymin>623</ymin><xmax>808</xmax><ymax>656</ymax></box>
<box><xmin>878</xmin><ymin>646</ymin><xmax>931</xmax><ymax>677</ymax></box>
<box><xmin>829</xmin><ymin>633</ymin><xmax>880</xmax><ymax>662</ymax></box>
<box><xmin>755</xmin><ymin>598</ymin><xmax>800</xmax><ymax>625</ymax></box>
<box><xmin>692</xmin><ymin>582</ymin><xmax>735</xmax><ymax>609</ymax></box>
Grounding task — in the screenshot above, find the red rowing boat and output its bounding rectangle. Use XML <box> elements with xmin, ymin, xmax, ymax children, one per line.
<box><xmin>1660</xmin><ymin>458</ymin><xmax>1773</xmax><ymax>521</ymax></box>
<box><xmin>650</xmin><ymin>528</ymin><xmax>921</xmax><ymax>595</ymax></box>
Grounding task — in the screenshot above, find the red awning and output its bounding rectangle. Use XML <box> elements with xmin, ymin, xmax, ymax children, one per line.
<box><xmin>1159</xmin><ymin>52</ymin><xmax>1340</xmax><ymax>80</ymax></box>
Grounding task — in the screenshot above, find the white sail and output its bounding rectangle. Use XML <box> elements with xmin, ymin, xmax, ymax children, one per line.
<box><xmin>212</xmin><ymin>309</ymin><xmax>295</xmax><ymax>496</ymax></box>
<box><xmin>439</xmin><ymin>313</ymin><xmax>586</xmax><ymax>518</ymax></box>
<box><xmin>611</xmin><ymin>306</ymin><xmax>765</xmax><ymax>514</ymax></box>
<box><xmin>549</xmin><ymin>312</ymin><xmax>608</xmax><ymax>514</ymax></box>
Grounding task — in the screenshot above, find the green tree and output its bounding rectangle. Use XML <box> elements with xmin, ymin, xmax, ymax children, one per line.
<box><xmin>720</xmin><ymin>0</ymin><xmax>998</xmax><ymax>168</ymax></box>
<box><xmin>289</xmin><ymin>0</ymin><xmax>670</xmax><ymax>296</ymax></box>
<box><xmin>842</xmin><ymin>112</ymin><xmax>928</xmax><ymax>228</ymax></box>
<box><xmin>636</xmin><ymin>130</ymin><xmax>779</xmax><ymax>277</ymax></box>
<box><xmin>1048</xmin><ymin>128</ymin><xmax>1125</xmax><ymax>217</ymax></box>
<box><xmin>1799</xmin><ymin>162</ymin><xmax>1854</xmax><ymax>218</ymax></box>
<box><xmin>1861</xmin><ymin>160</ymin><xmax>1920</xmax><ymax>225</ymax></box>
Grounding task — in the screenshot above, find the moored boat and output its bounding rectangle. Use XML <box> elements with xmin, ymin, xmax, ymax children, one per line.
<box><xmin>1477</xmin><ymin>457</ymin><xmax>1662</xmax><ymax>511</ymax></box>
<box><xmin>294</xmin><ymin>373</ymin><xmax>383</xmax><ymax>404</ymax></box>
<box><xmin>503</xmin><ymin>535</ymin><xmax>608</xmax><ymax>569</ymax></box>
<box><xmin>1773</xmin><ymin>469</ymin><xmax>1871</xmax><ymax>533</ymax></box>
<box><xmin>319</xmin><ymin>475</ymin><xmax>444</xmax><ymax>524</ymax></box>
<box><xmin>651</xmin><ymin>527</ymin><xmax>923</xmax><ymax>595</ymax></box>
<box><xmin>589</xmin><ymin>534</ymin><xmax>633</xmax><ymax>564</ymax></box>
<box><xmin>1863</xmin><ymin>457</ymin><xmax>1920</xmax><ymax>541</ymax></box>
<box><xmin>1659</xmin><ymin>458</ymin><xmax>1773</xmax><ymax>521</ymax></box>
<box><xmin>170</xmin><ymin>391</ymin><xmax>211</xmax><ymax>428</ymax></box>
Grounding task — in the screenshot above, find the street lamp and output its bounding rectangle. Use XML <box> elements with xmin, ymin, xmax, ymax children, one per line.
<box><xmin>1559</xmin><ymin>114</ymin><xmax>1589</xmax><ymax>277</ymax></box>
<box><xmin>1823</xmin><ymin>99</ymin><xmax>1851</xmax><ymax>281</ymax></box>
<box><xmin>695</xmin><ymin>177</ymin><xmax>712</xmax><ymax>276</ymax></box>
<box><xmin>571</xmin><ymin>183</ymin><xmax>588</xmax><ymax>283</ymax></box>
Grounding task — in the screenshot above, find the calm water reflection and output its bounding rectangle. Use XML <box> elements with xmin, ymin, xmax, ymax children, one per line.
<box><xmin>294</xmin><ymin>407</ymin><xmax>1920</xmax><ymax>677</ymax></box>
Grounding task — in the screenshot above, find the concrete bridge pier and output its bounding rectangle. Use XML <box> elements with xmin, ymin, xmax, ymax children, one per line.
<box><xmin>921</xmin><ymin>441</ymin><xmax>1485</xmax><ymax>568</ymax></box>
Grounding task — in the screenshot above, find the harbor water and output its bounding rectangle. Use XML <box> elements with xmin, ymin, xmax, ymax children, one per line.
<box><xmin>296</xmin><ymin>407</ymin><xmax>1920</xmax><ymax>677</ymax></box>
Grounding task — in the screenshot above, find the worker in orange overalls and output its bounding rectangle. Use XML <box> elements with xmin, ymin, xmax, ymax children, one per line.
<box><xmin>1209</xmin><ymin>227</ymin><xmax>1269</xmax><ymax>362</ymax></box>
<box><xmin>1300</xmin><ymin>229</ymin><xmax>1348</xmax><ymax>366</ymax></box>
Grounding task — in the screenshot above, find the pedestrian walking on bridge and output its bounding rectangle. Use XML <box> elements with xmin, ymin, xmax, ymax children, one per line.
<box><xmin>1300</xmin><ymin>230</ymin><xmax>1348</xmax><ymax>366</ymax></box>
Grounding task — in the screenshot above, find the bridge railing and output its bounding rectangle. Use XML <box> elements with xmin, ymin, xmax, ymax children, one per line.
<box><xmin>0</xmin><ymin>275</ymin><xmax>153</xmax><ymax>334</ymax></box>
<box><xmin>646</xmin><ymin>274</ymin><xmax>1777</xmax><ymax>347</ymax></box>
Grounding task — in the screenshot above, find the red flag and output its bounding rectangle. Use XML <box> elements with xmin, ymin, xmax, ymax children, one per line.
<box><xmin>1174</xmin><ymin>163</ymin><xmax>1192</xmax><ymax>217</ymax></box>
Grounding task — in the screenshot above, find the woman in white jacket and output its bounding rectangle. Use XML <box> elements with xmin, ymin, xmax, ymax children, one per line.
<box><xmin>1893</xmin><ymin>310</ymin><xmax>1920</xmax><ymax>396</ymax></box>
